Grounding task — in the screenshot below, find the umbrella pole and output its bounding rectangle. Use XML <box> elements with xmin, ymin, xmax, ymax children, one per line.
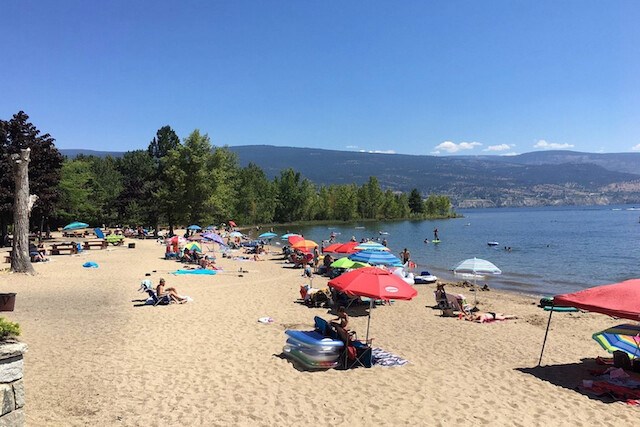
<box><xmin>537</xmin><ymin>305</ymin><xmax>554</xmax><ymax>367</ymax></box>
<box><xmin>365</xmin><ymin>299</ymin><xmax>373</xmax><ymax>343</ymax></box>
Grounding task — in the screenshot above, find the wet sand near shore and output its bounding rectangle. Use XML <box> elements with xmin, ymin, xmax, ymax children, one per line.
<box><xmin>0</xmin><ymin>236</ymin><xmax>635</xmax><ymax>426</ymax></box>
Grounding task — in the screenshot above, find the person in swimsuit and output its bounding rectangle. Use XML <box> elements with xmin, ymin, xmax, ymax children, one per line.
<box><xmin>330</xmin><ymin>306</ymin><xmax>349</xmax><ymax>330</ymax></box>
<box><xmin>400</xmin><ymin>248</ymin><xmax>411</xmax><ymax>265</ymax></box>
<box><xmin>465</xmin><ymin>311</ymin><xmax>517</xmax><ymax>323</ymax></box>
<box><xmin>156</xmin><ymin>278</ymin><xmax>187</xmax><ymax>303</ymax></box>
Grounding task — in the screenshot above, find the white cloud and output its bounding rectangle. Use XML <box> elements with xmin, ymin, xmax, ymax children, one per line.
<box><xmin>534</xmin><ymin>139</ymin><xmax>574</xmax><ymax>150</ymax></box>
<box><xmin>345</xmin><ymin>145</ymin><xmax>358</xmax><ymax>149</ymax></box>
<box><xmin>483</xmin><ymin>144</ymin><xmax>513</xmax><ymax>152</ymax></box>
<box><xmin>500</xmin><ymin>152</ymin><xmax>519</xmax><ymax>156</ymax></box>
<box><xmin>434</xmin><ymin>141</ymin><xmax>482</xmax><ymax>153</ymax></box>
<box><xmin>358</xmin><ymin>149</ymin><xmax>396</xmax><ymax>154</ymax></box>
<box><xmin>631</xmin><ymin>144</ymin><xmax>640</xmax><ymax>152</ymax></box>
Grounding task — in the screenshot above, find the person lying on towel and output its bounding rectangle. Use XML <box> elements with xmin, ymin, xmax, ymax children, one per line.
<box><xmin>465</xmin><ymin>311</ymin><xmax>517</xmax><ymax>323</ymax></box>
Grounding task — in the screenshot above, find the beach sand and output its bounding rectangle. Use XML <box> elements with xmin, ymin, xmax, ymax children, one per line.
<box><xmin>0</xmin><ymin>236</ymin><xmax>636</xmax><ymax>426</ymax></box>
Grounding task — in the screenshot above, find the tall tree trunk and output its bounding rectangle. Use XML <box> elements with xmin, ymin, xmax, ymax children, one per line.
<box><xmin>11</xmin><ymin>149</ymin><xmax>35</xmax><ymax>274</ymax></box>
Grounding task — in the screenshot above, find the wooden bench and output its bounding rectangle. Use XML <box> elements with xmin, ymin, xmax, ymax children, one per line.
<box><xmin>83</xmin><ymin>240</ymin><xmax>107</xmax><ymax>250</ymax></box>
<box><xmin>50</xmin><ymin>243</ymin><xmax>78</xmax><ymax>255</ymax></box>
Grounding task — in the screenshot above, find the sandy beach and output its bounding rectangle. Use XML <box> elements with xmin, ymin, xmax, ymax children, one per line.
<box><xmin>0</xmin><ymin>235</ymin><xmax>636</xmax><ymax>426</ymax></box>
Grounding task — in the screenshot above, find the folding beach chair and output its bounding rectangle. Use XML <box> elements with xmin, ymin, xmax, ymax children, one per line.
<box><xmin>145</xmin><ymin>289</ymin><xmax>171</xmax><ymax>306</ymax></box>
<box><xmin>335</xmin><ymin>326</ymin><xmax>372</xmax><ymax>369</ymax></box>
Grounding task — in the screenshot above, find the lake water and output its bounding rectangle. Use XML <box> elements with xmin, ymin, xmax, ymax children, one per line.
<box><xmin>268</xmin><ymin>205</ymin><xmax>640</xmax><ymax>296</ymax></box>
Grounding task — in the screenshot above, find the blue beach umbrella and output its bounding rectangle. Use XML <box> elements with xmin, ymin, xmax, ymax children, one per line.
<box><xmin>349</xmin><ymin>250</ymin><xmax>403</xmax><ymax>267</ymax></box>
<box><xmin>187</xmin><ymin>224</ymin><xmax>202</xmax><ymax>231</ymax></box>
<box><xmin>259</xmin><ymin>232</ymin><xmax>278</xmax><ymax>239</ymax></box>
<box><xmin>354</xmin><ymin>241</ymin><xmax>390</xmax><ymax>251</ymax></box>
<box><xmin>280</xmin><ymin>233</ymin><xmax>300</xmax><ymax>240</ymax></box>
<box><xmin>63</xmin><ymin>221</ymin><xmax>89</xmax><ymax>230</ymax></box>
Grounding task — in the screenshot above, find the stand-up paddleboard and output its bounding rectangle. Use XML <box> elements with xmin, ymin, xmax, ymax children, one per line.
<box><xmin>432</xmin><ymin>239</ymin><xmax>441</xmax><ymax>244</ymax></box>
<box><xmin>487</xmin><ymin>241</ymin><xmax>499</xmax><ymax>246</ymax></box>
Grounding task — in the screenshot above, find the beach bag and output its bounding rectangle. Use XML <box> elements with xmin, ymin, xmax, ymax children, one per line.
<box><xmin>347</xmin><ymin>345</ymin><xmax>357</xmax><ymax>361</ymax></box>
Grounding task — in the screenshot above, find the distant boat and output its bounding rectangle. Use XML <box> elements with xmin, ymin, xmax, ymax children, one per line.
<box><xmin>465</xmin><ymin>223</ymin><xmax>471</xmax><ymax>226</ymax></box>
<box><xmin>379</xmin><ymin>231</ymin><xmax>389</xmax><ymax>235</ymax></box>
<box><xmin>487</xmin><ymin>241</ymin><xmax>499</xmax><ymax>246</ymax></box>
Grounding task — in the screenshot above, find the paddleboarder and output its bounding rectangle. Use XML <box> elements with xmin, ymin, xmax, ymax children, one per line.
<box><xmin>433</xmin><ymin>228</ymin><xmax>439</xmax><ymax>241</ymax></box>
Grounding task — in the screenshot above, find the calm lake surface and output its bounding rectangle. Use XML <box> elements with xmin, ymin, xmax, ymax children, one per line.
<box><xmin>268</xmin><ymin>205</ymin><xmax>640</xmax><ymax>296</ymax></box>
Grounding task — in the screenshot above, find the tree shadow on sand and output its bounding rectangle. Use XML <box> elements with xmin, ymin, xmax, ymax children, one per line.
<box><xmin>516</xmin><ymin>358</ymin><xmax>623</xmax><ymax>404</ymax></box>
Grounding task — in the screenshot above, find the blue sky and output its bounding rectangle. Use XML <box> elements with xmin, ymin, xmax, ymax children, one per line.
<box><xmin>2</xmin><ymin>1</ymin><xmax>639</xmax><ymax>155</ymax></box>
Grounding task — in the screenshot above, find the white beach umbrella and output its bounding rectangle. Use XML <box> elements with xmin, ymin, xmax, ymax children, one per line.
<box><xmin>453</xmin><ymin>258</ymin><xmax>502</xmax><ymax>306</ymax></box>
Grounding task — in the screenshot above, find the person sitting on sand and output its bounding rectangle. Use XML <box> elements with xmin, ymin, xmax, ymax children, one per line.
<box><xmin>29</xmin><ymin>242</ymin><xmax>47</xmax><ymax>262</ymax></box>
<box><xmin>465</xmin><ymin>311</ymin><xmax>517</xmax><ymax>323</ymax></box>
<box><xmin>181</xmin><ymin>248</ymin><xmax>193</xmax><ymax>263</ymax></box>
<box><xmin>330</xmin><ymin>306</ymin><xmax>349</xmax><ymax>330</ymax></box>
<box><xmin>156</xmin><ymin>278</ymin><xmax>187</xmax><ymax>303</ymax></box>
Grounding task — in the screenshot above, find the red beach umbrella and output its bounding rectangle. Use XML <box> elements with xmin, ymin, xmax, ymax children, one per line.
<box><xmin>329</xmin><ymin>267</ymin><xmax>417</xmax><ymax>300</ymax></box>
<box><xmin>334</xmin><ymin>241</ymin><xmax>359</xmax><ymax>254</ymax></box>
<box><xmin>329</xmin><ymin>267</ymin><xmax>417</xmax><ymax>342</ymax></box>
<box><xmin>323</xmin><ymin>243</ymin><xmax>343</xmax><ymax>253</ymax></box>
<box><xmin>287</xmin><ymin>235</ymin><xmax>304</xmax><ymax>245</ymax></box>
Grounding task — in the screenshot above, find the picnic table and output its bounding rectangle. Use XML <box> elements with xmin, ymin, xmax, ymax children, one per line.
<box><xmin>83</xmin><ymin>240</ymin><xmax>107</xmax><ymax>250</ymax></box>
<box><xmin>50</xmin><ymin>243</ymin><xmax>78</xmax><ymax>255</ymax></box>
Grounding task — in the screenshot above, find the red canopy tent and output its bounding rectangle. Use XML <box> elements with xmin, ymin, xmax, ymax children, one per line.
<box><xmin>538</xmin><ymin>278</ymin><xmax>640</xmax><ymax>365</ymax></box>
<box><xmin>554</xmin><ymin>279</ymin><xmax>640</xmax><ymax>321</ymax></box>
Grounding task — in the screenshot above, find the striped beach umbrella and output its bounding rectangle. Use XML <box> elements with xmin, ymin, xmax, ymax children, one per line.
<box><xmin>593</xmin><ymin>324</ymin><xmax>640</xmax><ymax>358</ymax></box>
<box><xmin>348</xmin><ymin>250</ymin><xmax>403</xmax><ymax>266</ymax></box>
<box><xmin>354</xmin><ymin>241</ymin><xmax>390</xmax><ymax>251</ymax></box>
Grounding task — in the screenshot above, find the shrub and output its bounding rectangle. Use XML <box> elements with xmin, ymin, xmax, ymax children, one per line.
<box><xmin>0</xmin><ymin>318</ymin><xmax>20</xmax><ymax>341</ymax></box>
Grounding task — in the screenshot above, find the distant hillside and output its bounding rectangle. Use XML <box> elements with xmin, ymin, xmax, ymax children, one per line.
<box><xmin>476</xmin><ymin>150</ymin><xmax>640</xmax><ymax>176</ymax></box>
<box><xmin>60</xmin><ymin>146</ymin><xmax>640</xmax><ymax>207</ymax></box>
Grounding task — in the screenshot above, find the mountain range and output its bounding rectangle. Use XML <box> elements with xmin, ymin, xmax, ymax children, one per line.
<box><xmin>61</xmin><ymin>146</ymin><xmax>640</xmax><ymax>208</ymax></box>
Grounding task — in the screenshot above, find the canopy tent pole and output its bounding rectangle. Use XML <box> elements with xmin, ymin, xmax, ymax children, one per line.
<box><xmin>537</xmin><ymin>305</ymin><xmax>554</xmax><ymax>366</ymax></box>
<box><xmin>365</xmin><ymin>299</ymin><xmax>373</xmax><ymax>343</ymax></box>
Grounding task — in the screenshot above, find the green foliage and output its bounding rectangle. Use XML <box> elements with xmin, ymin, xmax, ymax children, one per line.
<box><xmin>0</xmin><ymin>111</ymin><xmax>63</xmax><ymax>233</ymax></box>
<box><xmin>0</xmin><ymin>317</ymin><xmax>20</xmax><ymax>341</ymax></box>
<box><xmin>408</xmin><ymin>188</ymin><xmax>424</xmax><ymax>214</ymax></box>
<box><xmin>56</xmin><ymin>159</ymin><xmax>100</xmax><ymax>222</ymax></box>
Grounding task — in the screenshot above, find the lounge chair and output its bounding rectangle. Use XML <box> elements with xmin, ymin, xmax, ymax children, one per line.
<box><xmin>435</xmin><ymin>285</ymin><xmax>464</xmax><ymax>315</ymax></box>
<box><xmin>145</xmin><ymin>289</ymin><xmax>171</xmax><ymax>306</ymax></box>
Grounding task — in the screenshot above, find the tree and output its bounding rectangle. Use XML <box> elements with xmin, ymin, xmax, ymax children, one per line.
<box><xmin>148</xmin><ymin>126</ymin><xmax>180</xmax><ymax>235</ymax></box>
<box><xmin>234</xmin><ymin>163</ymin><xmax>275</xmax><ymax>224</ymax></box>
<box><xmin>408</xmin><ymin>188</ymin><xmax>424</xmax><ymax>214</ymax></box>
<box><xmin>56</xmin><ymin>159</ymin><xmax>99</xmax><ymax>223</ymax></box>
<box><xmin>0</xmin><ymin>111</ymin><xmax>63</xmax><ymax>240</ymax></box>
<box><xmin>116</xmin><ymin>150</ymin><xmax>155</xmax><ymax>225</ymax></box>
<box><xmin>10</xmin><ymin>149</ymin><xmax>35</xmax><ymax>274</ymax></box>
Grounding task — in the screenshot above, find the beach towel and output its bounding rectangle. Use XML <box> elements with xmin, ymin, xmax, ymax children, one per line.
<box><xmin>372</xmin><ymin>348</ymin><xmax>409</xmax><ymax>367</ymax></box>
<box><xmin>171</xmin><ymin>269</ymin><xmax>216</xmax><ymax>275</ymax></box>
<box><xmin>83</xmin><ymin>261</ymin><xmax>99</xmax><ymax>268</ymax></box>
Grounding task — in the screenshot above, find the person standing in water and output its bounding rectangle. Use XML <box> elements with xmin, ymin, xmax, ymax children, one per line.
<box><xmin>433</xmin><ymin>228</ymin><xmax>439</xmax><ymax>241</ymax></box>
